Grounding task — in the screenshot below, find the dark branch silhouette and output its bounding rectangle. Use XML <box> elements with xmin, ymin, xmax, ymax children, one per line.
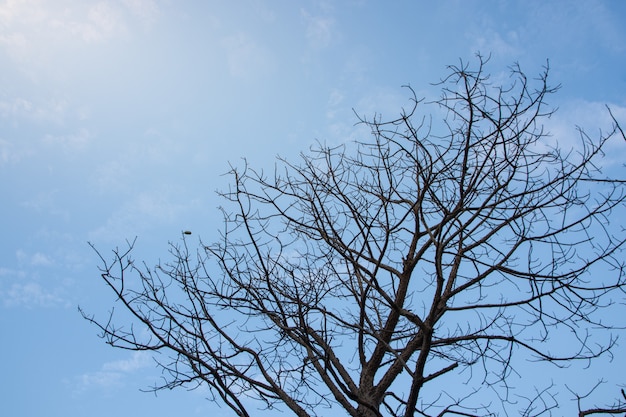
<box><xmin>81</xmin><ymin>56</ymin><xmax>626</xmax><ymax>417</ymax></box>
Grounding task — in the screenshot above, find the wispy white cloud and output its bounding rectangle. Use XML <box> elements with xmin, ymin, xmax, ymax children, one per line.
<box><xmin>0</xmin><ymin>96</ymin><xmax>70</xmax><ymax>125</ymax></box>
<box><xmin>88</xmin><ymin>189</ymin><xmax>195</xmax><ymax>242</ymax></box>
<box><xmin>102</xmin><ymin>351</ymin><xmax>152</xmax><ymax>372</ymax></box>
<box><xmin>221</xmin><ymin>32</ymin><xmax>274</xmax><ymax>80</ymax></box>
<box><xmin>0</xmin><ymin>0</ymin><xmax>152</xmax><ymax>45</ymax></box>
<box><xmin>0</xmin><ymin>137</ymin><xmax>25</xmax><ymax>165</ymax></box>
<box><xmin>121</xmin><ymin>0</ymin><xmax>160</xmax><ymax>26</ymax></box>
<box><xmin>72</xmin><ymin>351</ymin><xmax>152</xmax><ymax>394</ymax></box>
<box><xmin>325</xmin><ymin>88</ymin><xmax>344</xmax><ymax>120</ymax></box>
<box><xmin>0</xmin><ymin>97</ymin><xmax>33</xmax><ymax>118</ymax></box>
<box><xmin>92</xmin><ymin>158</ymin><xmax>132</xmax><ymax>194</ymax></box>
<box><xmin>30</xmin><ymin>252</ymin><xmax>54</xmax><ymax>267</ymax></box>
<box><xmin>464</xmin><ymin>1</ymin><xmax>625</xmax><ymax>72</ymax></box>
<box><xmin>527</xmin><ymin>1</ymin><xmax>625</xmax><ymax>55</ymax></box>
<box><xmin>0</xmin><ymin>281</ymin><xmax>67</xmax><ymax>308</ymax></box>
<box><xmin>354</xmin><ymin>87</ymin><xmax>411</xmax><ymax>121</ymax></box>
<box><xmin>0</xmin><ymin>0</ymin><xmax>46</xmax><ymax>31</ymax></box>
<box><xmin>543</xmin><ymin>100</ymin><xmax>626</xmax><ymax>167</ymax></box>
<box><xmin>0</xmin><ymin>248</ymin><xmax>78</xmax><ymax>308</ymax></box>
<box><xmin>19</xmin><ymin>190</ymin><xmax>67</xmax><ymax>219</ymax></box>
<box><xmin>90</xmin><ymin>129</ymin><xmax>187</xmax><ymax>195</ymax></box>
<box><xmin>74</xmin><ymin>370</ymin><xmax>123</xmax><ymax>392</ymax></box>
<box><xmin>471</xmin><ymin>28</ymin><xmax>521</xmax><ymax>58</ymax></box>
<box><xmin>301</xmin><ymin>9</ymin><xmax>335</xmax><ymax>49</ymax></box>
<box><xmin>42</xmin><ymin>128</ymin><xmax>91</xmax><ymax>152</ymax></box>
<box><xmin>0</xmin><ymin>0</ymin><xmax>162</xmax><ymax>81</ymax></box>
<box><xmin>77</xmin><ymin>1</ymin><xmax>128</xmax><ymax>42</ymax></box>
<box><xmin>0</xmin><ymin>266</ymin><xmax>25</xmax><ymax>279</ymax></box>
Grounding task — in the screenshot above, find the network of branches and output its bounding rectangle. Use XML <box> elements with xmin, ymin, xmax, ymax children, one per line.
<box><xmin>82</xmin><ymin>56</ymin><xmax>626</xmax><ymax>417</ymax></box>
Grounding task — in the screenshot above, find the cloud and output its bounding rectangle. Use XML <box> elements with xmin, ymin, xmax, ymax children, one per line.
<box><xmin>325</xmin><ymin>88</ymin><xmax>344</xmax><ymax>119</ymax></box>
<box><xmin>0</xmin><ymin>0</ymin><xmax>47</xmax><ymax>30</ymax></box>
<box><xmin>0</xmin><ymin>31</ymin><xmax>28</xmax><ymax>60</ymax></box>
<box><xmin>15</xmin><ymin>248</ymin><xmax>58</xmax><ymax>269</ymax></box>
<box><xmin>75</xmin><ymin>370</ymin><xmax>123</xmax><ymax>391</ymax></box>
<box><xmin>0</xmin><ymin>248</ymin><xmax>81</xmax><ymax>309</ymax></box>
<box><xmin>88</xmin><ymin>189</ymin><xmax>194</xmax><ymax>242</ymax></box>
<box><xmin>121</xmin><ymin>0</ymin><xmax>160</xmax><ymax>26</ymax></box>
<box><xmin>79</xmin><ymin>1</ymin><xmax>128</xmax><ymax>42</ymax></box>
<box><xmin>0</xmin><ymin>95</ymin><xmax>70</xmax><ymax>125</ymax></box>
<box><xmin>0</xmin><ymin>0</ymin><xmax>134</xmax><ymax>45</ymax></box>
<box><xmin>88</xmin><ymin>126</ymin><xmax>189</xmax><ymax>196</ymax></box>
<box><xmin>19</xmin><ymin>190</ymin><xmax>68</xmax><ymax>221</ymax></box>
<box><xmin>30</xmin><ymin>252</ymin><xmax>54</xmax><ymax>267</ymax></box>
<box><xmin>545</xmin><ymin>100</ymin><xmax>626</xmax><ymax>149</ymax></box>
<box><xmin>471</xmin><ymin>29</ymin><xmax>521</xmax><ymax>58</ymax></box>
<box><xmin>0</xmin><ymin>266</ymin><xmax>25</xmax><ymax>279</ymax></box>
<box><xmin>0</xmin><ymin>0</ymin><xmax>161</xmax><ymax>79</ymax></box>
<box><xmin>301</xmin><ymin>9</ymin><xmax>335</xmax><ymax>49</ymax></box>
<box><xmin>0</xmin><ymin>137</ymin><xmax>24</xmax><ymax>165</ymax></box>
<box><xmin>102</xmin><ymin>351</ymin><xmax>152</xmax><ymax>372</ymax></box>
<box><xmin>527</xmin><ymin>1</ymin><xmax>625</xmax><ymax>55</ymax></box>
<box><xmin>0</xmin><ymin>97</ymin><xmax>33</xmax><ymax>118</ymax></box>
<box><xmin>221</xmin><ymin>33</ymin><xmax>274</xmax><ymax>80</ymax></box>
<box><xmin>72</xmin><ymin>351</ymin><xmax>152</xmax><ymax>394</ymax></box>
<box><xmin>354</xmin><ymin>87</ymin><xmax>411</xmax><ymax>121</ymax></box>
<box><xmin>0</xmin><ymin>281</ymin><xmax>67</xmax><ymax>308</ymax></box>
<box><xmin>42</xmin><ymin>128</ymin><xmax>92</xmax><ymax>152</ymax></box>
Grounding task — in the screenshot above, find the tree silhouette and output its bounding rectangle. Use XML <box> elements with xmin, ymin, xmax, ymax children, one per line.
<box><xmin>82</xmin><ymin>56</ymin><xmax>626</xmax><ymax>417</ymax></box>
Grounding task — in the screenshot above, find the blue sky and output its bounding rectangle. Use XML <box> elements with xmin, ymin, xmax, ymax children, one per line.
<box><xmin>1</xmin><ymin>1</ymin><xmax>625</xmax><ymax>416</ymax></box>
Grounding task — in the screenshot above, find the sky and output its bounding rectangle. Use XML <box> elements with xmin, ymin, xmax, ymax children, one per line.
<box><xmin>1</xmin><ymin>1</ymin><xmax>625</xmax><ymax>416</ymax></box>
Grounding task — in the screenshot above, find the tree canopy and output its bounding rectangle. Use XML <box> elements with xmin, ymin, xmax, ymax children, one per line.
<box><xmin>83</xmin><ymin>56</ymin><xmax>626</xmax><ymax>417</ymax></box>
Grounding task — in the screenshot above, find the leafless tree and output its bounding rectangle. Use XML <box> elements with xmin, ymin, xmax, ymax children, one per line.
<box><xmin>82</xmin><ymin>56</ymin><xmax>626</xmax><ymax>417</ymax></box>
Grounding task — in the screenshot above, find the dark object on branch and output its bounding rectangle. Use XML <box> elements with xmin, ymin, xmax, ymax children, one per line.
<box><xmin>81</xmin><ymin>56</ymin><xmax>626</xmax><ymax>417</ymax></box>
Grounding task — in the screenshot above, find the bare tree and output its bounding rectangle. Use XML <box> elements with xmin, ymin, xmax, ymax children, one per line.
<box><xmin>82</xmin><ymin>56</ymin><xmax>626</xmax><ymax>417</ymax></box>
